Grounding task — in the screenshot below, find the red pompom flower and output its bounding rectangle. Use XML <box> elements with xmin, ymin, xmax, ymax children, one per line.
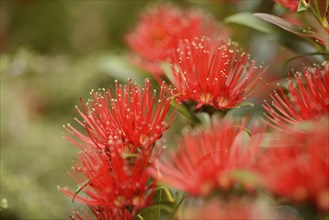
<box><xmin>183</xmin><ymin>197</ymin><xmax>278</xmax><ymax>219</ymax></box>
<box><xmin>259</xmin><ymin>118</ymin><xmax>329</xmax><ymax>211</ymax></box>
<box><xmin>263</xmin><ymin>62</ymin><xmax>329</xmax><ymax>130</ymax></box>
<box><xmin>274</xmin><ymin>0</ymin><xmax>299</xmax><ymax>11</ymax></box>
<box><xmin>150</xmin><ymin>119</ymin><xmax>262</xmax><ymax>196</ymax></box>
<box><xmin>62</xmin><ymin>148</ymin><xmax>155</xmax><ymax>218</ymax></box>
<box><xmin>70</xmin><ymin>208</ymin><xmax>131</xmax><ymax>220</ymax></box>
<box><xmin>168</xmin><ymin>37</ymin><xmax>267</xmax><ymax>110</ymax></box>
<box><xmin>64</xmin><ymin>79</ymin><xmax>174</xmax><ymax>153</ymax></box>
<box><xmin>126</xmin><ymin>3</ymin><xmax>227</xmax><ymax>78</ymax></box>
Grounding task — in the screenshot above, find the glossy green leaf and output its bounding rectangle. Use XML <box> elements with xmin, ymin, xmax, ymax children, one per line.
<box><xmin>224</xmin><ymin>12</ymin><xmax>274</xmax><ymax>34</ymax></box>
<box><xmin>138</xmin><ymin>186</ymin><xmax>177</xmax><ymax>219</ymax></box>
<box><xmin>168</xmin><ymin>194</ymin><xmax>186</xmax><ymax>220</ymax></box>
<box><xmin>283</xmin><ymin>52</ymin><xmax>329</xmax><ymax>67</ymax></box>
<box><xmin>225</xmin><ymin>12</ymin><xmax>320</xmax><ymax>53</ymax></box>
<box><xmin>137</xmin><ymin>203</ymin><xmax>173</xmax><ymax>219</ymax></box>
<box><xmin>253</xmin><ymin>13</ymin><xmax>316</xmax><ymax>38</ymax></box>
<box><xmin>98</xmin><ymin>54</ymin><xmax>144</xmax><ymax>84</ymax></box>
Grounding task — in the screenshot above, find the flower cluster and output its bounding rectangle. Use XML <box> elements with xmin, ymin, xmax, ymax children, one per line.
<box><xmin>259</xmin><ymin>62</ymin><xmax>329</xmax><ymax>212</ymax></box>
<box><xmin>61</xmin><ymin>79</ymin><xmax>174</xmax><ymax>219</ymax></box>
<box><xmin>62</xmin><ymin>2</ymin><xmax>329</xmax><ymax>219</ymax></box>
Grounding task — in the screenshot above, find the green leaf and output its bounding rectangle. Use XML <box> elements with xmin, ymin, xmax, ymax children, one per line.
<box><xmin>283</xmin><ymin>52</ymin><xmax>329</xmax><ymax>67</ymax></box>
<box><xmin>168</xmin><ymin>194</ymin><xmax>186</xmax><ymax>220</ymax></box>
<box><xmin>98</xmin><ymin>54</ymin><xmax>144</xmax><ymax>84</ymax></box>
<box><xmin>253</xmin><ymin>13</ymin><xmax>317</xmax><ymax>38</ymax></box>
<box><xmin>224</xmin><ymin>12</ymin><xmax>274</xmax><ymax>34</ymax></box>
<box><xmin>138</xmin><ymin>186</ymin><xmax>177</xmax><ymax>219</ymax></box>
<box><xmin>254</xmin><ymin>13</ymin><xmax>328</xmax><ymax>51</ymax></box>
<box><xmin>149</xmin><ymin>189</ymin><xmax>162</xmax><ymax>220</ymax></box>
<box><xmin>137</xmin><ymin>203</ymin><xmax>173</xmax><ymax>219</ymax></box>
<box><xmin>225</xmin><ymin>12</ymin><xmax>321</xmax><ymax>53</ymax></box>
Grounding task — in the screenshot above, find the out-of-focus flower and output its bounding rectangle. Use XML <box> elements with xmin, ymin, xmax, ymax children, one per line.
<box><xmin>125</xmin><ymin>3</ymin><xmax>227</xmax><ymax>78</ymax></box>
<box><xmin>150</xmin><ymin>119</ymin><xmax>263</xmax><ymax>196</ymax></box>
<box><xmin>64</xmin><ymin>79</ymin><xmax>174</xmax><ymax>153</ymax></box>
<box><xmin>274</xmin><ymin>0</ymin><xmax>299</xmax><ymax>11</ymax></box>
<box><xmin>61</xmin><ymin>148</ymin><xmax>154</xmax><ymax>218</ymax></box>
<box><xmin>168</xmin><ymin>37</ymin><xmax>267</xmax><ymax>110</ymax></box>
<box><xmin>70</xmin><ymin>208</ymin><xmax>131</xmax><ymax>220</ymax></box>
<box><xmin>263</xmin><ymin>62</ymin><xmax>329</xmax><ymax>130</ymax></box>
<box><xmin>259</xmin><ymin>118</ymin><xmax>329</xmax><ymax>211</ymax></box>
<box><xmin>183</xmin><ymin>197</ymin><xmax>278</xmax><ymax>219</ymax></box>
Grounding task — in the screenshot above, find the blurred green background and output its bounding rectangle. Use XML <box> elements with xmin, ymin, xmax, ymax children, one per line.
<box><xmin>0</xmin><ymin>0</ymin><xmax>321</xmax><ymax>219</ymax></box>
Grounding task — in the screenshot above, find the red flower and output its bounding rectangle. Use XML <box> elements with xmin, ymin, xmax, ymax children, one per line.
<box><xmin>183</xmin><ymin>197</ymin><xmax>278</xmax><ymax>219</ymax></box>
<box><xmin>150</xmin><ymin>119</ymin><xmax>262</xmax><ymax>196</ymax></box>
<box><xmin>61</xmin><ymin>148</ymin><xmax>155</xmax><ymax>217</ymax></box>
<box><xmin>70</xmin><ymin>208</ymin><xmax>131</xmax><ymax>220</ymax></box>
<box><xmin>168</xmin><ymin>37</ymin><xmax>267</xmax><ymax>110</ymax></box>
<box><xmin>259</xmin><ymin>118</ymin><xmax>329</xmax><ymax>211</ymax></box>
<box><xmin>263</xmin><ymin>62</ymin><xmax>329</xmax><ymax>130</ymax></box>
<box><xmin>274</xmin><ymin>0</ymin><xmax>299</xmax><ymax>11</ymax></box>
<box><xmin>64</xmin><ymin>79</ymin><xmax>174</xmax><ymax>153</ymax></box>
<box><xmin>125</xmin><ymin>3</ymin><xmax>227</xmax><ymax>78</ymax></box>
